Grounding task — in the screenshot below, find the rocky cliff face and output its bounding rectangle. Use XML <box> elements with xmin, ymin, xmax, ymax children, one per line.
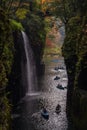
<box><xmin>8</xmin><ymin>31</ymin><xmax>26</xmax><ymax>105</ymax></box>
<box><xmin>62</xmin><ymin>14</ymin><xmax>87</xmax><ymax>130</ymax></box>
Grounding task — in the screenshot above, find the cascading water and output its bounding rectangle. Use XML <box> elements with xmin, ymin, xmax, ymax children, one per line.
<box><xmin>21</xmin><ymin>31</ymin><xmax>37</xmax><ymax>95</ymax></box>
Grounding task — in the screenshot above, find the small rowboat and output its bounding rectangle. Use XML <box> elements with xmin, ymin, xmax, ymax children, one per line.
<box><xmin>56</xmin><ymin>84</ymin><xmax>64</xmax><ymax>90</ymax></box>
<box><xmin>55</xmin><ymin>104</ymin><xmax>61</xmax><ymax>114</ymax></box>
<box><xmin>41</xmin><ymin>108</ymin><xmax>49</xmax><ymax>120</ymax></box>
<box><xmin>54</xmin><ymin>76</ymin><xmax>60</xmax><ymax>80</ymax></box>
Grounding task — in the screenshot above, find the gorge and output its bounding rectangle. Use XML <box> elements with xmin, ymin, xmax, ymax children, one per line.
<box><xmin>0</xmin><ymin>0</ymin><xmax>87</xmax><ymax>130</ymax></box>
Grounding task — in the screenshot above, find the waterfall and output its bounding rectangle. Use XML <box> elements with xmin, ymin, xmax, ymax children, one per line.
<box><xmin>21</xmin><ymin>31</ymin><xmax>37</xmax><ymax>95</ymax></box>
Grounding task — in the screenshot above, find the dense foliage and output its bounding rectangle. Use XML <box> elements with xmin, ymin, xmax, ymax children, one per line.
<box><xmin>0</xmin><ymin>9</ymin><xmax>14</xmax><ymax>129</ymax></box>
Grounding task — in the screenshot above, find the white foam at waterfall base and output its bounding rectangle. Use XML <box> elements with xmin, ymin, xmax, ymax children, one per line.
<box><xmin>21</xmin><ymin>31</ymin><xmax>38</xmax><ymax>95</ymax></box>
<box><xmin>26</xmin><ymin>92</ymin><xmax>40</xmax><ymax>96</ymax></box>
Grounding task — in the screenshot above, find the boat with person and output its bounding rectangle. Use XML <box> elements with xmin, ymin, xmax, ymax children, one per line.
<box><xmin>54</xmin><ymin>76</ymin><xmax>60</xmax><ymax>80</ymax></box>
<box><xmin>41</xmin><ymin>108</ymin><xmax>49</xmax><ymax>120</ymax></box>
<box><xmin>55</xmin><ymin>104</ymin><xmax>61</xmax><ymax>114</ymax></box>
<box><xmin>56</xmin><ymin>84</ymin><xmax>64</xmax><ymax>90</ymax></box>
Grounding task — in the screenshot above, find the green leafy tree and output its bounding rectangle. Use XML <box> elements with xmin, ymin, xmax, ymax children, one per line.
<box><xmin>47</xmin><ymin>0</ymin><xmax>72</xmax><ymax>24</ymax></box>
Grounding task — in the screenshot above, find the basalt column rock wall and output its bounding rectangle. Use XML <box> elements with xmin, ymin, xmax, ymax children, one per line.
<box><xmin>8</xmin><ymin>31</ymin><xmax>26</xmax><ymax>105</ymax></box>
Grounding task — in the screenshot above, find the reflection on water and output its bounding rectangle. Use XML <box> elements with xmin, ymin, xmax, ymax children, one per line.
<box><xmin>12</xmin><ymin>56</ymin><xmax>74</xmax><ymax>130</ymax></box>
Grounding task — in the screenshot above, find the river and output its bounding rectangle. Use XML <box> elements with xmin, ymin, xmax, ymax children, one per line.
<box><xmin>12</xmin><ymin>53</ymin><xmax>74</xmax><ymax>130</ymax></box>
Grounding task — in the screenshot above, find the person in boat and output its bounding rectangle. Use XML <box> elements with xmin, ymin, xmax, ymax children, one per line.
<box><xmin>43</xmin><ymin>108</ymin><xmax>47</xmax><ymax>113</ymax></box>
<box><xmin>54</xmin><ymin>76</ymin><xmax>60</xmax><ymax>80</ymax></box>
<box><xmin>56</xmin><ymin>84</ymin><xmax>64</xmax><ymax>90</ymax></box>
<box><xmin>55</xmin><ymin>104</ymin><xmax>61</xmax><ymax>114</ymax></box>
<box><xmin>41</xmin><ymin>107</ymin><xmax>49</xmax><ymax>120</ymax></box>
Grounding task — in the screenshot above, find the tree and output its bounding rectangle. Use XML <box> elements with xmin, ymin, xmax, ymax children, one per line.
<box><xmin>44</xmin><ymin>0</ymin><xmax>86</xmax><ymax>25</ymax></box>
<box><xmin>0</xmin><ymin>0</ymin><xmax>21</xmax><ymax>11</ymax></box>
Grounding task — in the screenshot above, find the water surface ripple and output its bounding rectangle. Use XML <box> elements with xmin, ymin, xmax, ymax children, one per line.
<box><xmin>12</xmin><ymin>56</ymin><xmax>70</xmax><ymax>130</ymax></box>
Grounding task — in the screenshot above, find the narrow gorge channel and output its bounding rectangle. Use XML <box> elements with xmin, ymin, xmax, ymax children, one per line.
<box><xmin>12</xmin><ymin>55</ymin><xmax>69</xmax><ymax>130</ymax></box>
<box><xmin>12</xmin><ymin>20</ymin><xmax>74</xmax><ymax>130</ymax></box>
